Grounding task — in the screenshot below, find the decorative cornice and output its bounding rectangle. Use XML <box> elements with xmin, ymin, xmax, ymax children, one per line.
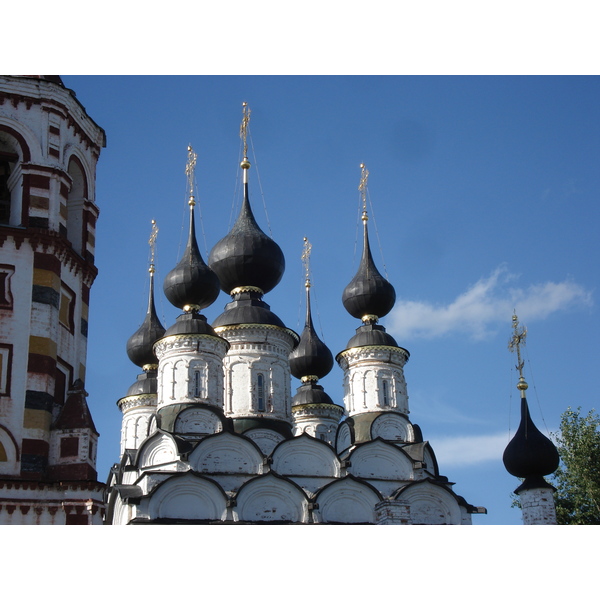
<box><xmin>337</xmin><ymin>345</ymin><xmax>409</xmax><ymax>364</ymax></box>
<box><xmin>153</xmin><ymin>334</ymin><xmax>229</xmax><ymax>360</ymax></box>
<box><xmin>292</xmin><ymin>404</ymin><xmax>345</xmax><ymax>416</ymax></box>
<box><xmin>0</xmin><ymin>226</ymin><xmax>98</xmax><ymax>285</ymax></box>
<box><xmin>215</xmin><ymin>323</ymin><xmax>300</xmax><ymax>345</ymax></box>
<box><xmin>117</xmin><ymin>394</ymin><xmax>158</xmax><ymax>412</ymax></box>
<box><xmin>0</xmin><ymin>82</ymin><xmax>106</xmax><ymax>154</ymax></box>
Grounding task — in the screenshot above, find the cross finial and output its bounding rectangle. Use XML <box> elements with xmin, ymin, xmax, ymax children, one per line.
<box><xmin>148</xmin><ymin>219</ymin><xmax>159</xmax><ymax>275</ymax></box>
<box><xmin>240</xmin><ymin>102</ymin><xmax>251</xmax><ymax>166</ymax></box>
<box><xmin>302</xmin><ymin>237</ymin><xmax>312</xmax><ymax>289</ymax></box>
<box><xmin>359</xmin><ymin>163</ymin><xmax>369</xmax><ymax>221</ymax></box>
<box><xmin>185</xmin><ymin>145</ymin><xmax>197</xmax><ymax>206</ymax></box>
<box><xmin>508</xmin><ymin>312</ymin><xmax>528</xmax><ymax>396</ymax></box>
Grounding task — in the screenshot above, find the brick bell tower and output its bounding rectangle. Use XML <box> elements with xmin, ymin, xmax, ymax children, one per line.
<box><xmin>0</xmin><ymin>76</ymin><xmax>106</xmax><ymax>524</ymax></box>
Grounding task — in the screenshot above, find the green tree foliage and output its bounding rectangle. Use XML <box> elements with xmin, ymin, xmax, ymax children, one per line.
<box><xmin>550</xmin><ymin>407</ymin><xmax>600</xmax><ymax>525</ymax></box>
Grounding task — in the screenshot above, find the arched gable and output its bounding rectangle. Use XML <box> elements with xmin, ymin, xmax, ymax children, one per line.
<box><xmin>370</xmin><ymin>412</ymin><xmax>414</xmax><ymax>442</ymax></box>
<box><xmin>188</xmin><ymin>431</ymin><xmax>264</xmax><ymax>475</ymax></box>
<box><xmin>393</xmin><ymin>479</ymin><xmax>463</xmax><ymax>525</ymax></box>
<box><xmin>347</xmin><ymin>438</ymin><xmax>414</xmax><ymax>481</ymax></box>
<box><xmin>147</xmin><ymin>472</ymin><xmax>228</xmax><ymax>522</ymax></box>
<box><xmin>234</xmin><ymin>473</ymin><xmax>309</xmax><ymax>523</ymax></box>
<box><xmin>314</xmin><ymin>476</ymin><xmax>381</xmax><ymax>524</ymax></box>
<box><xmin>136</xmin><ymin>430</ymin><xmax>179</xmax><ymax>470</ymax></box>
<box><xmin>242</xmin><ymin>427</ymin><xmax>287</xmax><ymax>456</ymax></box>
<box><xmin>174</xmin><ymin>405</ymin><xmax>224</xmax><ymax>436</ymax></box>
<box><xmin>335</xmin><ymin>419</ymin><xmax>355</xmax><ymax>454</ymax></box>
<box><xmin>271</xmin><ymin>433</ymin><xmax>341</xmax><ymax>478</ymax></box>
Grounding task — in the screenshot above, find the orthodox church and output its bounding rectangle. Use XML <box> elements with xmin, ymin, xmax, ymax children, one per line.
<box><xmin>103</xmin><ymin>104</ymin><xmax>488</xmax><ymax>525</ymax></box>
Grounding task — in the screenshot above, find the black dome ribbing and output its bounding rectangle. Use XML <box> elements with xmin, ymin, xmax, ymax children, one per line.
<box><xmin>291</xmin><ymin>381</ymin><xmax>335</xmax><ymax>406</ymax></box>
<box><xmin>342</xmin><ymin>220</ymin><xmax>396</xmax><ymax>321</ymax></box>
<box><xmin>163</xmin><ymin>208</ymin><xmax>220</xmax><ymax>311</ymax></box>
<box><xmin>289</xmin><ymin>288</ymin><xmax>333</xmax><ymax>381</ymax></box>
<box><xmin>503</xmin><ymin>397</ymin><xmax>560</xmax><ymax>479</ymax></box>
<box><xmin>208</xmin><ymin>183</ymin><xmax>285</xmax><ymax>295</ymax></box>
<box><xmin>126</xmin><ymin>275</ymin><xmax>166</xmax><ymax>368</ymax></box>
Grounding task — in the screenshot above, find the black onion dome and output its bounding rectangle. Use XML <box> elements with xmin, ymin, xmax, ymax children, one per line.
<box><xmin>342</xmin><ymin>219</ymin><xmax>396</xmax><ymax>321</ymax></box>
<box><xmin>126</xmin><ymin>275</ymin><xmax>166</xmax><ymax>368</ymax></box>
<box><xmin>503</xmin><ymin>397</ymin><xmax>560</xmax><ymax>479</ymax></box>
<box><xmin>126</xmin><ymin>370</ymin><xmax>158</xmax><ymax>396</ymax></box>
<box><xmin>291</xmin><ymin>381</ymin><xmax>335</xmax><ymax>406</ymax></box>
<box><xmin>163</xmin><ymin>208</ymin><xmax>220</xmax><ymax>311</ymax></box>
<box><xmin>208</xmin><ymin>184</ymin><xmax>285</xmax><ymax>295</ymax></box>
<box><xmin>289</xmin><ymin>288</ymin><xmax>333</xmax><ymax>381</ymax></box>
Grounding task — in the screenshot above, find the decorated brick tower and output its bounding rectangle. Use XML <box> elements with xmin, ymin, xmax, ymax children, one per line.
<box><xmin>0</xmin><ymin>76</ymin><xmax>106</xmax><ymax>524</ymax></box>
<box><xmin>104</xmin><ymin>105</ymin><xmax>484</xmax><ymax>524</ymax></box>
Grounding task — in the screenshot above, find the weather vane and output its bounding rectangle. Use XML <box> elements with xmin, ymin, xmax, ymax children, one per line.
<box><xmin>302</xmin><ymin>237</ymin><xmax>312</xmax><ymax>289</ymax></box>
<box><xmin>148</xmin><ymin>219</ymin><xmax>158</xmax><ymax>275</ymax></box>
<box><xmin>508</xmin><ymin>312</ymin><xmax>528</xmax><ymax>396</ymax></box>
<box><xmin>185</xmin><ymin>145</ymin><xmax>197</xmax><ymax>206</ymax></box>
<box><xmin>359</xmin><ymin>163</ymin><xmax>369</xmax><ymax>221</ymax></box>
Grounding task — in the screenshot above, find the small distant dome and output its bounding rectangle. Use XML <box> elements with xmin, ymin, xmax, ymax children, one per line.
<box><xmin>342</xmin><ymin>220</ymin><xmax>395</xmax><ymax>322</ymax></box>
<box><xmin>344</xmin><ymin>322</ymin><xmax>400</xmax><ymax>351</ymax></box>
<box><xmin>126</xmin><ymin>276</ymin><xmax>165</xmax><ymax>368</ymax></box>
<box><xmin>503</xmin><ymin>398</ymin><xmax>560</xmax><ymax>479</ymax></box>
<box><xmin>126</xmin><ymin>370</ymin><xmax>158</xmax><ymax>397</ymax></box>
<box><xmin>163</xmin><ymin>209</ymin><xmax>220</xmax><ymax>311</ymax></box>
<box><xmin>291</xmin><ymin>381</ymin><xmax>335</xmax><ymax>406</ymax></box>
<box><xmin>208</xmin><ymin>192</ymin><xmax>284</xmax><ymax>296</ymax></box>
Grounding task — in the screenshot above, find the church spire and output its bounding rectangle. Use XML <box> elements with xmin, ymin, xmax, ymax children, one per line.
<box><xmin>342</xmin><ymin>164</ymin><xmax>396</xmax><ymax>324</ymax></box>
<box><xmin>208</xmin><ymin>103</ymin><xmax>285</xmax><ymax>298</ymax></box>
<box><xmin>126</xmin><ymin>220</ymin><xmax>166</xmax><ymax>370</ymax></box>
<box><xmin>289</xmin><ymin>238</ymin><xmax>334</xmax><ymax>384</ymax></box>
<box><xmin>163</xmin><ymin>146</ymin><xmax>221</xmax><ymax>313</ymax></box>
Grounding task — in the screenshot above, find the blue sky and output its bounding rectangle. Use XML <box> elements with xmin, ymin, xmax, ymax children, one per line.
<box><xmin>56</xmin><ymin>75</ymin><xmax>600</xmax><ymax>526</ymax></box>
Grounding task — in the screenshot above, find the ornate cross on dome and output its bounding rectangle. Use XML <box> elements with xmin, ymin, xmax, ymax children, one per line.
<box><xmin>508</xmin><ymin>312</ymin><xmax>528</xmax><ymax>396</ymax></box>
<box><xmin>185</xmin><ymin>145</ymin><xmax>197</xmax><ymax>206</ymax></box>
<box><xmin>302</xmin><ymin>237</ymin><xmax>312</xmax><ymax>289</ymax></box>
<box><xmin>148</xmin><ymin>219</ymin><xmax>158</xmax><ymax>275</ymax></box>
<box><xmin>240</xmin><ymin>102</ymin><xmax>250</xmax><ymax>169</ymax></box>
<box><xmin>359</xmin><ymin>163</ymin><xmax>369</xmax><ymax>221</ymax></box>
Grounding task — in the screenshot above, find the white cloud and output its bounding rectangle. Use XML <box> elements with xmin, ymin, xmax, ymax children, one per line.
<box><xmin>430</xmin><ymin>432</ymin><xmax>510</xmax><ymax>467</ymax></box>
<box><xmin>388</xmin><ymin>265</ymin><xmax>593</xmax><ymax>341</ymax></box>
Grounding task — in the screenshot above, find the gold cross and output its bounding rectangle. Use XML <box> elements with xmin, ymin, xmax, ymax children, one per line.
<box><xmin>508</xmin><ymin>312</ymin><xmax>527</xmax><ymax>378</ymax></box>
<box><xmin>359</xmin><ymin>163</ymin><xmax>369</xmax><ymax>219</ymax></box>
<box><xmin>240</xmin><ymin>102</ymin><xmax>251</xmax><ymax>159</ymax></box>
<box><xmin>185</xmin><ymin>145</ymin><xmax>197</xmax><ymax>205</ymax></box>
<box><xmin>302</xmin><ymin>237</ymin><xmax>312</xmax><ymax>288</ymax></box>
<box><xmin>148</xmin><ymin>219</ymin><xmax>158</xmax><ymax>274</ymax></box>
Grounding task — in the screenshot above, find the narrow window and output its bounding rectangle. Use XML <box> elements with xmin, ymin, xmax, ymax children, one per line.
<box><xmin>0</xmin><ymin>344</ymin><xmax>12</xmax><ymax>396</ymax></box>
<box><xmin>58</xmin><ymin>283</ymin><xmax>75</xmax><ymax>333</ymax></box>
<box><xmin>382</xmin><ymin>379</ymin><xmax>389</xmax><ymax>406</ymax></box>
<box><xmin>257</xmin><ymin>374</ymin><xmax>265</xmax><ymax>412</ymax></box>
<box><xmin>0</xmin><ymin>158</ymin><xmax>11</xmax><ymax>225</ymax></box>
<box><xmin>193</xmin><ymin>370</ymin><xmax>201</xmax><ymax>398</ymax></box>
<box><xmin>0</xmin><ymin>265</ymin><xmax>14</xmax><ymax>309</ymax></box>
